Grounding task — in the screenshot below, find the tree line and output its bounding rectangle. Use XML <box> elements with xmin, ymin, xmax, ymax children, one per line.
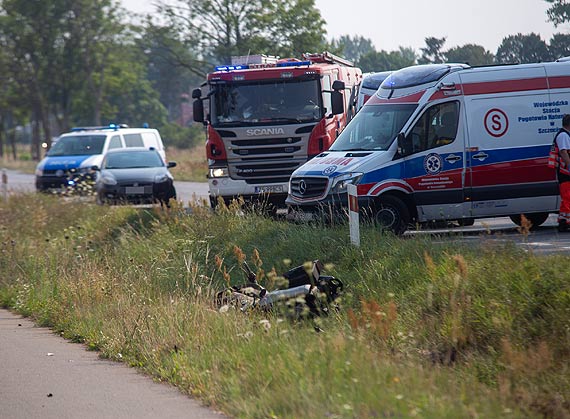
<box><xmin>0</xmin><ymin>0</ymin><xmax>568</xmax><ymax>160</ymax></box>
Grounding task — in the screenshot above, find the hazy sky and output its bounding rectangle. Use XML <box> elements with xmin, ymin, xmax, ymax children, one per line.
<box><xmin>122</xmin><ymin>0</ymin><xmax>565</xmax><ymax>54</ymax></box>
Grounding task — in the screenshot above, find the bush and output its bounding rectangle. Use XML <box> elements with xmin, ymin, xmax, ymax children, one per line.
<box><xmin>158</xmin><ymin>122</ymin><xmax>205</xmax><ymax>150</ymax></box>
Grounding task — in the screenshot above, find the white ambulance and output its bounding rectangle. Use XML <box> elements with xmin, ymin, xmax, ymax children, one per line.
<box><xmin>356</xmin><ymin>71</ymin><xmax>392</xmax><ymax>111</ymax></box>
<box><xmin>286</xmin><ymin>58</ymin><xmax>570</xmax><ymax>233</ymax></box>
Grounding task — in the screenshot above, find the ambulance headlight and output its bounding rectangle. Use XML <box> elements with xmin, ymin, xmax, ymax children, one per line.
<box><xmin>330</xmin><ymin>173</ymin><xmax>363</xmax><ymax>193</ymax></box>
<box><xmin>208</xmin><ymin>167</ymin><xmax>229</xmax><ymax>178</ymax></box>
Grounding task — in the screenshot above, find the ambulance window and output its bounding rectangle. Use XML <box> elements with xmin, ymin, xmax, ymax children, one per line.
<box><xmin>404</xmin><ymin>101</ymin><xmax>459</xmax><ymax>155</ymax></box>
<box><xmin>322</xmin><ymin>76</ymin><xmax>332</xmax><ymax>116</ymax></box>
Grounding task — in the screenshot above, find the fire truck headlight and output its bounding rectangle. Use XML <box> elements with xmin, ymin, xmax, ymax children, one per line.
<box><xmin>330</xmin><ymin>173</ymin><xmax>363</xmax><ymax>194</ymax></box>
<box><xmin>209</xmin><ymin>167</ymin><xmax>229</xmax><ymax>178</ymax></box>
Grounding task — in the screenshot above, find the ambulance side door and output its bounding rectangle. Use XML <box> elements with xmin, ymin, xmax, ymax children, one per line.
<box><xmin>399</xmin><ymin>100</ymin><xmax>467</xmax><ymax>221</ymax></box>
<box><xmin>460</xmin><ymin>66</ymin><xmax>557</xmax><ymax>217</ymax></box>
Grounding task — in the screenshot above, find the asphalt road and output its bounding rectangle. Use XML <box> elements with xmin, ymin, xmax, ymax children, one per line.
<box><xmin>0</xmin><ymin>309</ymin><xmax>227</xmax><ymax>419</ymax></box>
<box><xmin>0</xmin><ymin>168</ymin><xmax>209</xmax><ymax>204</ymax></box>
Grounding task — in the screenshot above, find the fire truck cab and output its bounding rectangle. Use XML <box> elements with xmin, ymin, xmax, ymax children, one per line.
<box><xmin>193</xmin><ymin>52</ymin><xmax>362</xmax><ymax>208</ymax></box>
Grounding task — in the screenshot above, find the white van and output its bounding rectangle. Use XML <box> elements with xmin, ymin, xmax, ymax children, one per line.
<box><xmin>35</xmin><ymin>124</ymin><xmax>166</xmax><ymax>191</ymax></box>
<box><xmin>356</xmin><ymin>71</ymin><xmax>392</xmax><ymax>111</ymax></box>
<box><xmin>286</xmin><ymin>59</ymin><xmax>570</xmax><ymax>233</ymax></box>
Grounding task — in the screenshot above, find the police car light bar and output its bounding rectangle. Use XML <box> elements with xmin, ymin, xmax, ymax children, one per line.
<box><xmin>70</xmin><ymin>124</ymin><xmax>129</xmax><ymax>132</ymax></box>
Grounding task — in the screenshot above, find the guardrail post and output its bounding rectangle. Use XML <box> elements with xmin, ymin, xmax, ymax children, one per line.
<box><xmin>347</xmin><ymin>184</ymin><xmax>360</xmax><ymax>246</ymax></box>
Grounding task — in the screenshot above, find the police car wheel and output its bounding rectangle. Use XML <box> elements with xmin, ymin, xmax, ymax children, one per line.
<box><xmin>374</xmin><ymin>196</ymin><xmax>410</xmax><ymax>235</ymax></box>
<box><xmin>509</xmin><ymin>213</ymin><xmax>549</xmax><ymax>230</ymax></box>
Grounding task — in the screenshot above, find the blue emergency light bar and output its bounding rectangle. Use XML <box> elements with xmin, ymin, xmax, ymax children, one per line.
<box><xmin>276</xmin><ymin>60</ymin><xmax>311</xmax><ymax>67</ymax></box>
<box><xmin>71</xmin><ymin>124</ymin><xmax>129</xmax><ymax>132</ymax></box>
<box><xmin>214</xmin><ymin>65</ymin><xmax>250</xmax><ymax>71</ymax></box>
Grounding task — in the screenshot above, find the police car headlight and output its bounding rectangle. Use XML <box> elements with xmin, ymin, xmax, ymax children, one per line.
<box><xmin>208</xmin><ymin>167</ymin><xmax>229</xmax><ymax>178</ymax></box>
<box><xmin>101</xmin><ymin>176</ymin><xmax>117</xmax><ymax>185</ymax></box>
<box><xmin>154</xmin><ymin>174</ymin><xmax>170</xmax><ymax>183</ymax></box>
<box><xmin>330</xmin><ymin>173</ymin><xmax>363</xmax><ymax>194</ymax></box>
<box><xmin>35</xmin><ymin>168</ymin><xmax>44</xmax><ymax>176</ymax></box>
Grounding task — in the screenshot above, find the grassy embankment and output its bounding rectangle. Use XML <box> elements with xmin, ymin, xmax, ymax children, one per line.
<box><xmin>0</xmin><ymin>194</ymin><xmax>569</xmax><ymax>418</ymax></box>
<box><xmin>0</xmin><ymin>145</ymin><xmax>208</xmax><ymax>182</ymax></box>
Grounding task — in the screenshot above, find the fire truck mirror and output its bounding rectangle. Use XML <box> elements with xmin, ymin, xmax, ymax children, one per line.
<box><xmin>193</xmin><ymin>99</ymin><xmax>205</xmax><ymax>123</ymax></box>
<box><xmin>331</xmin><ymin>90</ymin><xmax>344</xmax><ymax>115</ymax></box>
<box><xmin>332</xmin><ymin>80</ymin><xmax>345</xmax><ymax>91</ymax></box>
<box><xmin>191</xmin><ymin>88</ymin><xmax>202</xmax><ymax>99</ymax></box>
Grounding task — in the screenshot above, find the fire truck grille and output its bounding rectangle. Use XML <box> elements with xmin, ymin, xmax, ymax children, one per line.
<box><xmin>290</xmin><ymin>177</ymin><xmax>328</xmax><ymax>199</ymax></box>
<box><xmin>232</xmin><ymin>146</ymin><xmax>301</xmax><ymax>156</ymax></box>
<box><xmin>232</xmin><ymin>161</ymin><xmax>302</xmax><ymax>185</ymax></box>
<box><xmin>231</xmin><ymin>137</ymin><xmax>302</xmax><ymax>147</ymax></box>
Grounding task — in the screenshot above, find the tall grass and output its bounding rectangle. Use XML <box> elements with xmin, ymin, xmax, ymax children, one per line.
<box><xmin>1</xmin><ymin>194</ymin><xmax>569</xmax><ymax>418</ymax></box>
<box><xmin>166</xmin><ymin>145</ymin><xmax>208</xmax><ymax>182</ymax></box>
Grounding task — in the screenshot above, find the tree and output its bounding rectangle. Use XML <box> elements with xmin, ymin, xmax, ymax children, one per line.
<box><xmin>358</xmin><ymin>47</ymin><xmax>416</xmax><ymax>73</ymax></box>
<box><xmin>545</xmin><ymin>0</ymin><xmax>570</xmax><ymax>26</ymax></box>
<box><xmin>159</xmin><ymin>0</ymin><xmax>328</xmax><ymax>64</ymax></box>
<box><xmin>136</xmin><ymin>23</ymin><xmax>205</xmax><ymax>122</ymax></box>
<box><xmin>548</xmin><ymin>33</ymin><xmax>570</xmax><ymax>60</ymax></box>
<box><xmin>418</xmin><ymin>37</ymin><xmax>446</xmax><ymax>64</ymax></box>
<box><xmin>445</xmin><ymin>44</ymin><xmax>495</xmax><ymax>66</ymax></box>
<box><xmin>496</xmin><ymin>33</ymin><xmax>550</xmax><ymax>64</ymax></box>
<box><xmin>0</xmin><ymin>0</ymin><xmax>127</xmax><ymax>156</ymax></box>
<box><xmin>331</xmin><ymin>35</ymin><xmax>375</xmax><ymax>64</ymax></box>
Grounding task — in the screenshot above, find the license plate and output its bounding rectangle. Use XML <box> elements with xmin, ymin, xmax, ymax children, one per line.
<box><xmin>254</xmin><ymin>185</ymin><xmax>284</xmax><ymax>194</ymax></box>
<box><xmin>126</xmin><ymin>186</ymin><xmax>145</xmax><ymax>194</ymax></box>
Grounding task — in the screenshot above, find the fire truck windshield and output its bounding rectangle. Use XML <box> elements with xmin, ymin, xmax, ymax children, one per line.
<box><xmin>330</xmin><ymin>104</ymin><xmax>417</xmax><ymax>151</ymax></box>
<box><xmin>211</xmin><ymin>79</ymin><xmax>322</xmax><ymax>127</ymax></box>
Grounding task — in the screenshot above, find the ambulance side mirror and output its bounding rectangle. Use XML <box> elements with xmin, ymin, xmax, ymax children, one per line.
<box><xmin>397</xmin><ymin>132</ymin><xmax>408</xmax><ymax>157</ymax></box>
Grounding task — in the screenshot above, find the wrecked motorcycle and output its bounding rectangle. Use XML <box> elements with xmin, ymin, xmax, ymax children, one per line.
<box><xmin>215</xmin><ymin>260</ymin><xmax>343</xmax><ymax>318</ymax></box>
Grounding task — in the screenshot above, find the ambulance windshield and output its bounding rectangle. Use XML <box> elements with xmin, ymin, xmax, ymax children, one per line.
<box><xmin>330</xmin><ymin>104</ymin><xmax>417</xmax><ymax>152</ymax></box>
<box><xmin>211</xmin><ymin>79</ymin><xmax>322</xmax><ymax>126</ymax></box>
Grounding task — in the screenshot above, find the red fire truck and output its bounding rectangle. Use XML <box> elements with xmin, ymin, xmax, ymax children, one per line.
<box><xmin>192</xmin><ymin>52</ymin><xmax>362</xmax><ymax>208</ymax></box>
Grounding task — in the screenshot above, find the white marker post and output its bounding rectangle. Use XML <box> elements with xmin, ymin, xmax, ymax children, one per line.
<box><xmin>1</xmin><ymin>169</ymin><xmax>7</xmax><ymax>201</ymax></box>
<box><xmin>347</xmin><ymin>183</ymin><xmax>360</xmax><ymax>246</ymax></box>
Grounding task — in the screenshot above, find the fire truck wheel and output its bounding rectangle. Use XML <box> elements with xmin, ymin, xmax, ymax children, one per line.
<box><xmin>509</xmin><ymin>212</ymin><xmax>549</xmax><ymax>230</ymax></box>
<box><xmin>374</xmin><ymin>196</ymin><xmax>410</xmax><ymax>235</ymax></box>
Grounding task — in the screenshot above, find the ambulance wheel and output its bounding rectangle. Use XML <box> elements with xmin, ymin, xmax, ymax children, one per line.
<box><xmin>457</xmin><ymin>218</ymin><xmax>475</xmax><ymax>227</ymax></box>
<box><xmin>509</xmin><ymin>213</ymin><xmax>549</xmax><ymax>229</ymax></box>
<box><xmin>374</xmin><ymin>196</ymin><xmax>410</xmax><ymax>235</ymax></box>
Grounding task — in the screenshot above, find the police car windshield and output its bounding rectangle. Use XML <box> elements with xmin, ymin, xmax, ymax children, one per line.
<box><xmin>330</xmin><ymin>104</ymin><xmax>417</xmax><ymax>152</ymax></box>
<box><xmin>211</xmin><ymin>79</ymin><xmax>322</xmax><ymax>127</ymax></box>
<box><xmin>47</xmin><ymin>135</ymin><xmax>106</xmax><ymax>156</ymax></box>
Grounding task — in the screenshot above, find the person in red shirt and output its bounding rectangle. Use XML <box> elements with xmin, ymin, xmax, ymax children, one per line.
<box><xmin>554</xmin><ymin>114</ymin><xmax>570</xmax><ymax>232</ymax></box>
